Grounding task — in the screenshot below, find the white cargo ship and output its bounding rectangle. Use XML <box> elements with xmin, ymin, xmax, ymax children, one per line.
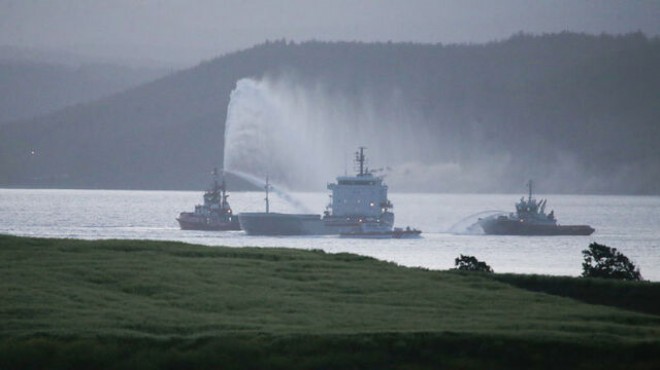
<box><xmin>238</xmin><ymin>147</ymin><xmax>397</xmax><ymax>236</ymax></box>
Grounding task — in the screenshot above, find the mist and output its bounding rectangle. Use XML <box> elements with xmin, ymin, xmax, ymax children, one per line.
<box><xmin>224</xmin><ymin>76</ymin><xmax>520</xmax><ymax>193</ymax></box>
<box><xmin>2</xmin><ymin>1</ymin><xmax>659</xmax><ymax>67</ymax></box>
<box><xmin>1</xmin><ymin>35</ymin><xmax>658</xmax><ymax>194</ymax></box>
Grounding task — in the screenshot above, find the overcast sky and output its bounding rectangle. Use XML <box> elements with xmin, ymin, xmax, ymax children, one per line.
<box><xmin>2</xmin><ymin>0</ymin><xmax>659</xmax><ymax>67</ymax></box>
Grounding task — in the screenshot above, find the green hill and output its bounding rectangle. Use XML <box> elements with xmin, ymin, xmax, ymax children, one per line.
<box><xmin>0</xmin><ymin>57</ymin><xmax>169</xmax><ymax>123</ymax></box>
<box><xmin>1</xmin><ymin>235</ymin><xmax>659</xmax><ymax>368</ymax></box>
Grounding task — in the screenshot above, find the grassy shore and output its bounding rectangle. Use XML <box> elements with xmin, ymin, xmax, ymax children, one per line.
<box><xmin>1</xmin><ymin>234</ymin><xmax>659</xmax><ymax>369</ymax></box>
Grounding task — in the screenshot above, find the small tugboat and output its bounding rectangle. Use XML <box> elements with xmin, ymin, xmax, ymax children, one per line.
<box><xmin>340</xmin><ymin>225</ymin><xmax>422</xmax><ymax>239</ymax></box>
<box><xmin>478</xmin><ymin>180</ymin><xmax>595</xmax><ymax>236</ymax></box>
<box><xmin>392</xmin><ymin>227</ymin><xmax>422</xmax><ymax>238</ymax></box>
<box><xmin>177</xmin><ymin>169</ymin><xmax>241</xmax><ymax>231</ymax></box>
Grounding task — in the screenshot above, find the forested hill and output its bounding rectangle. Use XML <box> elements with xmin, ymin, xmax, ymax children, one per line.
<box><xmin>1</xmin><ymin>32</ymin><xmax>658</xmax><ymax>194</ymax></box>
<box><xmin>0</xmin><ymin>58</ymin><xmax>169</xmax><ymax>123</ymax></box>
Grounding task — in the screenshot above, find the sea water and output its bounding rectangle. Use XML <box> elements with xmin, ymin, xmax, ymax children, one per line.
<box><xmin>1</xmin><ymin>189</ymin><xmax>659</xmax><ymax>280</ymax></box>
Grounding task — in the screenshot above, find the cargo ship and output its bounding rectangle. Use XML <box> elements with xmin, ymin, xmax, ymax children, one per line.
<box><xmin>177</xmin><ymin>169</ymin><xmax>241</xmax><ymax>231</ymax></box>
<box><xmin>239</xmin><ymin>147</ymin><xmax>406</xmax><ymax>236</ymax></box>
<box><xmin>477</xmin><ymin>180</ymin><xmax>595</xmax><ymax>236</ymax></box>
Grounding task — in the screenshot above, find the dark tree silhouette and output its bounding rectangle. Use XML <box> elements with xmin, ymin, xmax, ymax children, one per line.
<box><xmin>581</xmin><ymin>242</ymin><xmax>642</xmax><ymax>281</ymax></box>
<box><xmin>454</xmin><ymin>255</ymin><xmax>494</xmax><ymax>273</ymax></box>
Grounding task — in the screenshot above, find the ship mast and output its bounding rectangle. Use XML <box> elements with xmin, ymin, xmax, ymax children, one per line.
<box><xmin>264</xmin><ymin>175</ymin><xmax>270</xmax><ymax>214</ymax></box>
<box><xmin>527</xmin><ymin>179</ymin><xmax>533</xmax><ymax>203</ymax></box>
<box><xmin>212</xmin><ymin>167</ymin><xmax>219</xmax><ymax>190</ymax></box>
<box><xmin>355</xmin><ymin>146</ymin><xmax>366</xmax><ymax>176</ymax></box>
<box><xmin>220</xmin><ymin>169</ymin><xmax>228</xmax><ymax>207</ymax></box>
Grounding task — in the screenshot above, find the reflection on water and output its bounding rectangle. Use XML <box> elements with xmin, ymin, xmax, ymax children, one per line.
<box><xmin>1</xmin><ymin>189</ymin><xmax>659</xmax><ymax>280</ymax></box>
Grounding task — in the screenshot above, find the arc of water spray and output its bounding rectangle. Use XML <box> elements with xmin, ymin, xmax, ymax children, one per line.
<box><xmin>221</xmin><ymin>79</ymin><xmax>315</xmax><ymax>214</ymax></box>
<box><xmin>224</xmin><ymin>169</ymin><xmax>313</xmax><ymax>213</ymax></box>
<box><xmin>447</xmin><ymin>210</ymin><xmax>508</xmax><ymax>234</ymax></box>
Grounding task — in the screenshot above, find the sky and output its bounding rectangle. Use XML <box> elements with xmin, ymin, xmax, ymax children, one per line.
<box><xmin>2</xmin><ymin>0</ymin><xmax>660</xmax><ymax>67</ymax></box>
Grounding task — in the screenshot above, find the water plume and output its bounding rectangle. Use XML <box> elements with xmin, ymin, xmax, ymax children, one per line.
<box><xmin>222</xmin><ymin>76</ymin><xmax>441</xmax><ymax>192</ymax></box>
<box><xmin>224</xmin><ymin>169</ymin><xmax>311</xmax><ymax>213</ymax></box>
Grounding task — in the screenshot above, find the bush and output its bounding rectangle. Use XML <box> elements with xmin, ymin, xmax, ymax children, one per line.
<box><xmin>454</xmin><ymin>255</ymin><xmax>493</xmax><ymax>273</ymax></box>
<box><xmin>581</xmin><ymin>242</ymin><xmax>642</xmax><ymax>281</ymax></box>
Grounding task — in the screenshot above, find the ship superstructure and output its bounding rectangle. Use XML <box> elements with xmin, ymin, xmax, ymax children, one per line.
<box><xmin>323</xmin><ymin>147</ymin><xmax>394</xmax><ymax>231</ymax></box>
<box><xmin>511</xmin><ymin>180</ymin><xmax>557</xmax><ymax>226</ymax></box>
<box><xmin>238</xmin><ymin>147</ymin><xmax>397</xmax><ymax>235</ymax></box>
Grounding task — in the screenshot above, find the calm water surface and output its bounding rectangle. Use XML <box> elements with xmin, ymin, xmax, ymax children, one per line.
<box><xmin>1</xmin><ymin>189</ymin><xmax>659</xmax><ymax>280</ymax></box>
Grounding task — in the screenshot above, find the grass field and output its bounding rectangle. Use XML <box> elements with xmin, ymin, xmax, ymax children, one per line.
<box><xmin>1</xmin><ymin>234</ymin><xmax>659</xmax><ymax>369</ymax></box>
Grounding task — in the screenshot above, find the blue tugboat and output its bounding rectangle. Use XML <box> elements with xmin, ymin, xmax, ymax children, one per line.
<box><xmin>478</xmin><ymin>180</ymin><xmax>594</xmax><ymax>236</ymax></box>
<box><xmin>177</xmin><ymin>169</ymin><xmax>241</xmax><ymax>231</ymax></box>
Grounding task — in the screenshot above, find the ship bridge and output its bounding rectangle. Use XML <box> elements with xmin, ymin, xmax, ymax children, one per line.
<box><xmin>327</xmin><ymin>148</ymin><xmax>391</xmax><ymax>218</ymax></box>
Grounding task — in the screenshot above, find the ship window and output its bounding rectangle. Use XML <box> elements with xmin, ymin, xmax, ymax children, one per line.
<box><xmin>338</xmin><ymin>180</ymin><xmax>378</xmax><ymax>185</ymax></box>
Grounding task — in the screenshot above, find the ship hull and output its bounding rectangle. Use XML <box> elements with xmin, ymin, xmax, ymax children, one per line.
<box><xmin>238</xmin><ymin>213</ymin><xmax>330</xmax><ymax>235</ymax></box>
<box><xmin>238</xmin><ymin>212</ymin><xmax>393</xmax><ymax>236</ymax></box>
<box><xmin>177</xmin><ymin>213</ymin><xmax>241</xmax><ymax>231</ymax></box>
<box><xmin>340</xmin><ymin>229</ymin><xmax>422</xmax><ymax>239</ymax></box>
<box><xmin>478</xmin><ymin>218</ymin><xmax>594</xmax><ymax>236</ymax></box>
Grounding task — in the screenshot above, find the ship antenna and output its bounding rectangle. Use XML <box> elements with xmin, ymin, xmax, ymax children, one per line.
<box><xmin>356</xmin><ymin>146</ymin><xmax>366</xmax><ymax>176</ymax></box>
<box><xmin>212</xmin><ymin>167</ymin><xmax>219</xmax><ymax>188</ymax></box>
<box><xmin>265</xmin><ymin>175</ymin><xmax>270</xmax><ymax>214</ymax></box>
<box><xmin>220</xmin><ymin>169</ymin><xmax>228</xmax><ymax>206</ymax></box>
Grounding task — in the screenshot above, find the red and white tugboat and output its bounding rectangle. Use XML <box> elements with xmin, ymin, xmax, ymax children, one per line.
<box><xmin>177</xmin><ymin>169</ymin><xmax>241</xmax><ymax>231</ymax></box>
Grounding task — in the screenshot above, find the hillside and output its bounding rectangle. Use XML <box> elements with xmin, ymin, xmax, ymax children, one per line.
<box><xmin>1</xmin><ymin>33</ymin><xmax>659</xmax><ymax>193</ymax></box>
<box><xmin>1</xmin><ymin>235</ymin><xmax>659</xmax><ymax>369</ymax></box>
<box><xmin>0</xmin><ymin>56</ymin><xmax>170</xmax><ymax>123</ymax></box>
